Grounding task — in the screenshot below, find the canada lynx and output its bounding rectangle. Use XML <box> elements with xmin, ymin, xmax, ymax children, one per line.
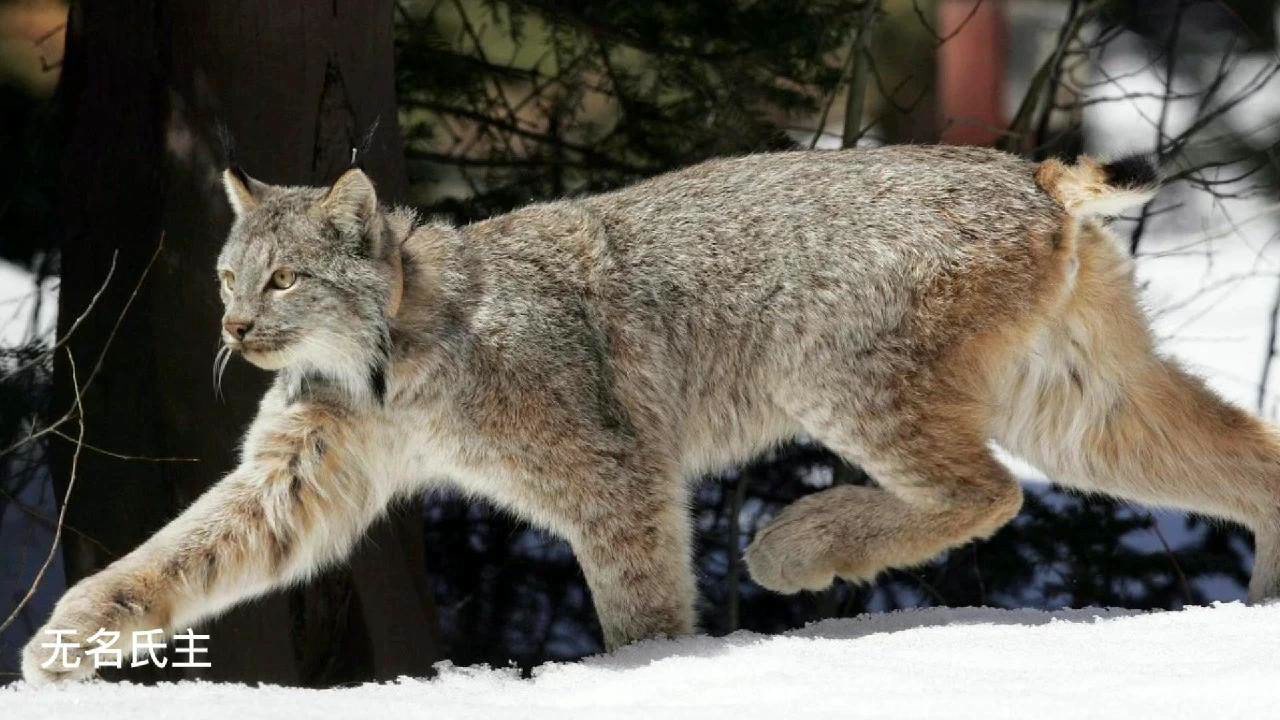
<box><xmin>23</xmin><ymin>146</ymin><xmax>1280</xmax><ymax>684</ymax></box>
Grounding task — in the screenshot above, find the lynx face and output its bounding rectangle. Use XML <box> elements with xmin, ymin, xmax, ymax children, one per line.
<box><xmin>216</xmin><ymin>168</ymin><xmax>397</xmax><ymax>402</ymax></box>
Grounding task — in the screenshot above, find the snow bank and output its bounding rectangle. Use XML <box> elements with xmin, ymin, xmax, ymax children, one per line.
<box><xmin>2</xmin><ymin>603</ymin><xmax>1274</xmax><ymax>719</ymax></box>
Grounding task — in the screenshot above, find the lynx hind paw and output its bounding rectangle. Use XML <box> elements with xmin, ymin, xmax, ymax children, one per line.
<box><xmin>745</xmin><ymin>510</ymin><xmax>842</xmax><ymax>594</ymax></box>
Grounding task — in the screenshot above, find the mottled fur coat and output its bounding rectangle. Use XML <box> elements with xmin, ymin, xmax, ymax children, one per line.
<box><xmin>24</xmin><ymin>146</ymin><xmax>1280</xmax><ymax>684</ymax></box>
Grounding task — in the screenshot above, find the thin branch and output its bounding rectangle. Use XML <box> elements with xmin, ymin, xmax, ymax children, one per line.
<box><xmin>515</xmin><ymin>0</ymin><xmax>744</xmax><ymax>61</ymax></box>
<box><xmin>1002</xmin><ymin>0</ymin><xmax>1102</xmax><ymax>153</ymax></box>
<box><xmin>1258</xmin><ymin>274</ymin><xmax>1280</xmax><ymax>412</ymax></box>
<box><xmin>725</xmin><ymin>473</ymin><xmax>751</xmax><ymax>632</ymax></box>
<box><xmin>0</xmin><ymin>485</ymin><xmax>116</xmax><ymax>560</ymax></box>
<box><xmin>865</xmin><ymin>53</ymin><xmax>927</xmax><ymax>116</ymax></box>
<box><xmin>1</xmin><ymin>234</ymin><xmax>163</xmax><ymax>461</ymax></box>
<box><xmin>808</xmin><ymin>37</ymin><xmax>859</xmax><ymax>150</ymax></box>
<box><xmin>1031</xmin><ymin>0</ymin><xmax>1081</xmax><ymax>157</ymax></box>
<box><xmin>842</xmin><ymin>1</ymin><xmax>880</xmax><ymax>149</ymax></box>
<box><xmin>0</xmin><ymin>350</ymin><xmax>86</xmax><ymax>636</ymax></box>
<box><xmin>46</xmin><ymin>428</ymin><xmax>199</xmax><ymax>463</ymax></box>
<box><xmin>402</xmin><ymin>97</ymin><xmax>651</xmax><ymax>174</ymax></box>
<box><xmin>1146</xmin><ymin>514</ymin><xmax>1194</xmax><ymax>606</ymax></box>
<box><xmin>912</xmin><ymin>0</ymin><xmax>985</xmax><ymax>46</ymax></box>
<box><xmin>5</xmin><ymin>250</ymin><xmax>118</xmax><ymax>379</ymax></box>
<box><xmin>1130</xmin><ymin>0</ymin><xmax>1188</xmax><ymax>254</ymax></box>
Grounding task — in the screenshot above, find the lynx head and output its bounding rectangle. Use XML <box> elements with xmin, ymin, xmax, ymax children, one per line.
<box><xmin>215</xmin><ymin>167</ymin><xmax>403</xmax><ymax>404</ymax></box>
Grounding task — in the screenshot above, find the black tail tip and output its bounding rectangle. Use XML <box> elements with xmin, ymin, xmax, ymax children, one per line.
<box><xmin>1102</xmin><ymin>154</ymin><xmax>1160</xmax><ymax>190</ymax></box>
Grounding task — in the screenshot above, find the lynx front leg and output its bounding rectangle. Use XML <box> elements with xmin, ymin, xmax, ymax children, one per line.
<box><xmin>21</xmin><ymin>402</ymin><xmax>386</xmax><ymax>684</ymax></box>
<box><xmin>568</xmin><ymin>483</ymin><xmax>697</xmax><ymax>650</ymax></box>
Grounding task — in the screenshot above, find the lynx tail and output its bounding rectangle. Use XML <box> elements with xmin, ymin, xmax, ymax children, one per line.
<box><xmin>1034</xmin><ymin>154</ymin><xmax>1160</xmax><ymax>217</ymax></box>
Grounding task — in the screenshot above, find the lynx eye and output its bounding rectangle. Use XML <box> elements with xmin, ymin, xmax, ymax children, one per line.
<box><xmin>269</xmin><ymin>268</ymin><xmax>296</xmax><ymax>290</ymax></box>
<box><xmin>219</xmin><ymin>271</ymin><xmax>235</xmax><ymax>293</ymax></box>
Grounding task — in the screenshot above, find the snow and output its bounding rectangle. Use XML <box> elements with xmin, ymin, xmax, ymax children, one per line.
<box><xmin>2</xmin><ymin>603</ymin><xmax>1276</xmax><ymax>718</ymax></box>
<box><xmin>0</xmin><ymin>258</ymin><xmax>56</xmax><ymax>348</ymax></box>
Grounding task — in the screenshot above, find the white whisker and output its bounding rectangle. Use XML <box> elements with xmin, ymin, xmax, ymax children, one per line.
<box><xmin>213</xmin><ymin>345</ymin><xmax>232</xmax><ymax>400</ymax></box>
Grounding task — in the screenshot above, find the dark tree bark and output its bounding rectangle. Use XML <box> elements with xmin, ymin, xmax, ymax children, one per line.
<box><xmin>52</xmin><ymin>0</ymin><xmax>441</xmax><ymax>685</ymax></box>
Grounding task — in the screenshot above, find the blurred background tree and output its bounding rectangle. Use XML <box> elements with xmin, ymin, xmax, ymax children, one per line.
<box><xmin>1</xmin><ymin>0</ymin><xmax>442</xmax><ymax>686</ymax></box>
<box><xmin>3</xmin><ymin>0</ymin><xmax>1279</xmax><ymax>682</ymax></box>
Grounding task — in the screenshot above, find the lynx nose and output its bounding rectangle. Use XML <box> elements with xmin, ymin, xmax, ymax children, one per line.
<box><xmin>223</xmin><ymin>319</ymin><xmax>253</xmax><ymax>341</ymax></box>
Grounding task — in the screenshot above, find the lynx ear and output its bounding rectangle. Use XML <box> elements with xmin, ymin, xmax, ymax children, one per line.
<box><xmin>223</xmin><ymin>167</ymin><xmax>266</xmax><ymax>218</ymax></box>
<box><xmin>320</xmin><ymin>168</ymin><xmax>378</xmax><ymax>237</ymax></box>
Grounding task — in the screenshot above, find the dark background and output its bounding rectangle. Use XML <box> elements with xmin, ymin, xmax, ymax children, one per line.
<box><xmin>1</xmin><ymin>0</ymin><xmax>1276</xmax><ymax>684</ymax></box>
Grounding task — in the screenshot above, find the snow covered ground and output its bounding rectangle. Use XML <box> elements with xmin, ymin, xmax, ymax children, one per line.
<box><xmin>2</xmin><ymin>602</ymin><xmax>1276</xmax><ymax>719</ymax></box>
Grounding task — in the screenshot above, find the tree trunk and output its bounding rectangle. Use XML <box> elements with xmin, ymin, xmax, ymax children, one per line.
<box><xmin>53</xmin><ymin>0</ymin><xmax>441</xmax><ymax>685</ymax></box>
<box><xmin>936</xmin><ymin>0</ymin><xmax>1007</xmax><ymax>146</ymax></box>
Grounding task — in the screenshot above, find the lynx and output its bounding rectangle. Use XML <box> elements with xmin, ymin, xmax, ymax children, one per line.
<box><xmin>23</xmin><ymin>145</ymin><xmax>1280</xmax><ymax>684</ymax></box>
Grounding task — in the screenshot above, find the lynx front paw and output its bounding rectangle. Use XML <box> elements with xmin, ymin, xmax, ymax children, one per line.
<box><xmin>21</xmin><ymin>574</ymin><xmax>151</xmax><ymax>686</ymax></box>
<box><xmin>21</xmin><ymin>631</ymin><xmax>97</xmax><ymax>686</ymax></box>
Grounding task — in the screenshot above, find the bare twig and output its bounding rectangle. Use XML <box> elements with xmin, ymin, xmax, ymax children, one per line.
<box><xmin>1146</xmin><ymin>514</ymin><xmax>1194</xmax><ymax>605</ymax></box>
<box><xmin>1258</xmin><ymin>274</ymin><xmax>1280</xmax><ymax>412</ymax></box>
<box><xmin>1002</xmin><ymin>0</ymin><xmax>1102</xmax><ymax>153</ymax></box>
<box><xmin>809</xmin><ymin>38</ymin><xmax>860</xmax><ymax>150</ymax></box>
<box><xmin>842</xmin><ymin>1</ymin><xmax>880</xmax><ymax>149</ymax></box>
<box><xmin>1</xmin><ymin>234</ymin><xmax>165</xmax><ymax>461</ymax></box>
<box><xmin>5</xmin><ymin>250</ymin><xmax>118</xmax><ymax>379</ymax></box>
<box><xmin>0</xmin><ymin>350</ymin><xmax>86</xmax><ymax>636</ymax></box>
<box><xmin>47</xmin><ymin>428</ymin><xmax>199</xmax><ymax>463</ymax></box>
<box><xmin>1130</xmin><ymin>0</ymin><xmax>1187</xmax><ymax>254</ymax></box>
<box><xmin>725</xmin><ymin>472</ymin><xmax>751</xmax><ymax>632</ymax></box>
<box><xmin>912</xmin><ymin>0</ymin><xmax>985</xmax><ymax>46</ymax></box>
<box><xmin>0</xmin><ymin>485</ymin><xmax>116</xmax><ymax>560</ymax></box>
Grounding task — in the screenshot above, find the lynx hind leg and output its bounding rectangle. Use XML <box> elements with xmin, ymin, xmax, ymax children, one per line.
<box><xmin>1028</xmin><ymin>352</ymin><xmax>1280</xmax><ymax>603</ymax></box>
<box><xmin>992</xmin><ymin>223</ymin><xmax>1280</xmax><ymax>602</ymax></box>
<box><xmin>746</xmin><ymin>415</ymin><xmax>1022</xmax><ymax>594</ymax></box>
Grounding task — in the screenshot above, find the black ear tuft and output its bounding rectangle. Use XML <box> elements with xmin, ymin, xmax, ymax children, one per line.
<box><xmin>1101</xmin><ymin>154</ymin><xmax>1160</xmax><ymax>190</ymax></box>
<box><xmin>216</xmin><ymin>121</ymin><xmax>238</xmax><ymax>167</ymax></box>
<box><xmin>351</xmin><ymin>116</ymin><xmax>382</xmax><ymax>170</ymax></box>
<box><xmin>229</xmin><ymin>164</ymin><xmax>250</xmax><ymax>187</ymax></box>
